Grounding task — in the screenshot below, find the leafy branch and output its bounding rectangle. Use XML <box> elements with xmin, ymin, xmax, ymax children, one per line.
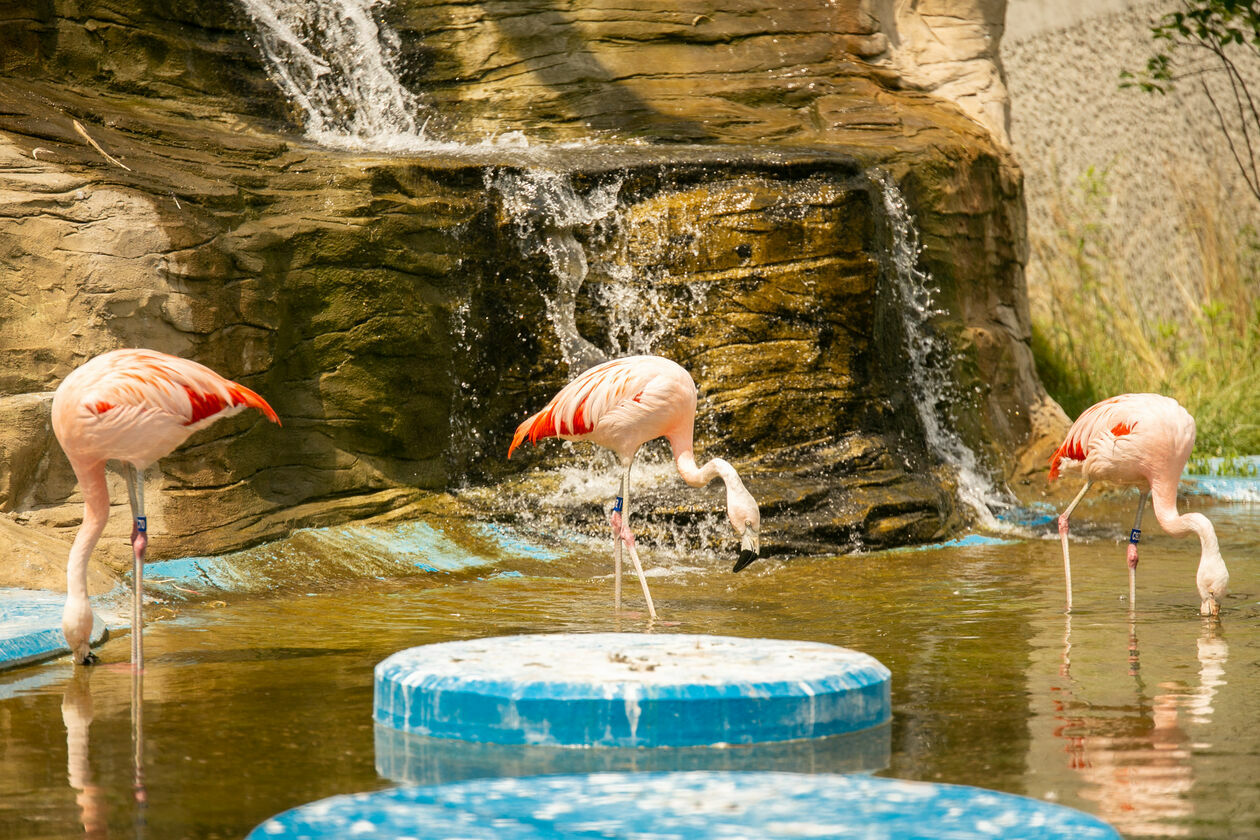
<box><xmin>1121</xmin><ymin>0</ymin><xmax>1260</xmax><ymax>201</ymax></box>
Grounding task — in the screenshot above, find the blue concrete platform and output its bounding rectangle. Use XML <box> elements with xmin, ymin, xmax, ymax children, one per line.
<box><xmin>0</xmin><ymin>589</ymin><xmax>108</xmax><ymax>671</ymax></box>
<box><xmin>247</xmin><ymin>771</ymin><xmax>1123</xmax><ymax>840</ymax></box>
<box><xmin>374</xmin><ymin>633</ymin><xmax>891</xmax><ymax>748</ymax></box>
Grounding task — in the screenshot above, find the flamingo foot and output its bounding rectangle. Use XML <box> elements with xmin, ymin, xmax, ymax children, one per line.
<box><xmin>610</xmin><ymin>511</ymin><xmax>635</xmax><ymax>548</ymax></box>
<box><xmin>130</xmin><ymin>526</ymin><xmax>148</xmax><ymax>558</ymax></box>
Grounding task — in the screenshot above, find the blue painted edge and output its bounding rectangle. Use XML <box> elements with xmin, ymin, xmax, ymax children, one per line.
<box><xmin>994</xmin><ymin>502</ymin><xmax>1058</xmax><ymax>528</ymax></box>
<box><xmin>373</xmin><ymin>636</ymin><xmax>892</xmax><ymax>748</ymax></box>
<box><xmin>882</xmin><ymin>533</ymin><xmax>1019</xmax><ymax>554</ymax></box>
<box><xmin>245</xmin><ymin>772</ymin><xmax>1123</xmax><ymax>840</ymax></box>
<box><xmin>0</xmin><ymin>606</ymin><xmax>108</xmax><ymax>673</ymax></box>
<box><xmin>139</xmin><ymin>520</ymin><xmax>565</xmax><ymax>599</ymax></box>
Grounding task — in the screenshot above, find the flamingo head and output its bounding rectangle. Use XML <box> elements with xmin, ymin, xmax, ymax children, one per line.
<box><xmin>62</xmin><ymin>595</ymin><xmax>98</xmax><ymax>666</ymax></box>
<box><xmin>1191</xmin><ymin>512</ymin><xmax>1228</xmax><ymax>617</ymax></box>
<box><xmin>729</xmin><ymin>487</ymin><xmax>761</xmax><ymax>573</ymax></box>
<box><xmin>1197</xmin><ymin>550</ymin><xmax>1229</xmax><ymax>617</ymax></box>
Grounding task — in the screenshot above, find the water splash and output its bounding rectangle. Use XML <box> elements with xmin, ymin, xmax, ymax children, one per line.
<box><xmin>487</xmin><ymin>169</ymin><xmax>624</xmax><ymax>371</ymax></box>
<box><xmin>237</xmin><ymin>0</ymin><xmax>429</xmax><ymax>149</ymax></box>
<box><xmin>870</xmin><ymin>171</ymin><xmax>1010</xmax><ymax>528</ymax></box>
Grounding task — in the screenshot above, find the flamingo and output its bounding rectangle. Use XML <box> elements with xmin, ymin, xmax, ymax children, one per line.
<box><xmin>508</xmin><ymin>355</ymin><xmax>761</xmax><ymax>619</ymax></box>
<box><xmin>1049</xmin><ymin>393</ymin><xmax>1228</xmax><ymax>615</ymax></box>
<box><xmin>51</xmin><ymin>348</ymin><xmax>280</xmax><ymax>667</ymax></box>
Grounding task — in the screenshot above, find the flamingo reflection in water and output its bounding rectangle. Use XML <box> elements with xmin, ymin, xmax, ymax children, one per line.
<box><xmin>1051</xmin><ymin>613</ymin><xmax>1228</xmax><ymax>837</ymax></box>
<box><xmin>61</xmin><ymin>667</ymin><xmax>148</xmax><ymax>838</ymax></box>
<box><xmin>62</xmin><ymin>671</ymin><xmax>107</xmax><ymax>839</ymax></box>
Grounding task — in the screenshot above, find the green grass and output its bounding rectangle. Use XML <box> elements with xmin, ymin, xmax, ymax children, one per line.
<box><xmin>1030</xmin><ymin>166</ymin><xmax>1260</xmax><ymax>459</ymax></box>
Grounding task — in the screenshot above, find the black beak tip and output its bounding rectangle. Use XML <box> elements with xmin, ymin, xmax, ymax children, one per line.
<box><xmin>732</xmin><ymin>549</ymin><xmax>759</xmax><ymax>573</ymax></box>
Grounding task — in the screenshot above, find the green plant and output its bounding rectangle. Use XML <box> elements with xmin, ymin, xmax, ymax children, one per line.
<box><xmin>1121</xmin><ymin>0</ymin><xmax>1260</xmax><ymax>201</ymax></box>
<box><xmin>1031</xmin><ymin>166</ymin><xmax>1260</xmax><ymax>456</ymax></box>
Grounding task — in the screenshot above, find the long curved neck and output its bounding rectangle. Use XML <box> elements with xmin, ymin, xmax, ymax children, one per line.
<box><xmin>1150</xmin><ymin>478</ymin><xmax>1210</xmax><ymax>542</ymax></box>
<box><xmin>671</xmin><ymin>440</ymin><xmax>748</xmax><ymax>499</ymax></box>
<box><xmin>1151</xmin><ymin>477</ymin><xmax>1220</xmax><ymax>561</ymax></box>
<box><xmin>67</xmin><ymin>460</ymin><xmax>110</xmax><ymax>601</ymax></box>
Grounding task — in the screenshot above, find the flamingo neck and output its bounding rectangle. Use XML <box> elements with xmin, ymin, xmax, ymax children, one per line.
<box><xmin>67</xmin><ymin>461</ymin><xmax>110</xmax><ymax>602</ymax></box>
<box><xmin>672</xmin><ymin>444</ymin><xmax>738</xmax><ymax>491</ymax></box>
<box><xmin>1150</xmin><ymin>479</ymin><xmax>1212</xmax><ymax>544</ymax></box>
<box><xmin>1151</xmin><ymin>477</ymin><xmax>1225</xmax><ymax>577</ymax></box>
<box><xmin>671</xmin><ymin>441</ymin><xmax>754</xmax><ymax>523</ymax></box>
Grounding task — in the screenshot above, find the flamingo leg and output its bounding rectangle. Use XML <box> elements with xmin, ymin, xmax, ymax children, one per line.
<box><xmin>1127</xmin><ymin>490</ymin><xmax>1149</xmax><ymax>609</ymax></box>
<box><xmin>614</xmin><ymin>541</ymin><xmax>624</xmax><ymax>613</ymax></box>
<box><xmin>609</xmin><ymin>465</ymin><xmax>657</xmax><ymax>620</ymax></box>
<box><xmin>1057</xmin><ymin>480</ymin><xmax>1093</xmax><ymax>612</ymax></box>
<box><xmin>611</xmin><ymin>471</ymin><xmax>625</xmax><ymax>612</ymax></box>
<box><xmin>124</xmin><ymin>465</ymin><xmax>147</xmax><ymax>672</ymax></box>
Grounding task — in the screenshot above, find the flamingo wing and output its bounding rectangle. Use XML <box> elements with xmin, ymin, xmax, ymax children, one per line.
<box><xmin>508</xmin><ymin>357</ymin><xmax>654</xmax><ymax>458</ymax></box>
<box><xmin>54</xmin><ymin>349</ymin><xmax>278</xmax><ymax>462</ymax></box>
<box><xmin>83</xmin><ymin>349</ymin><xmax>279</xmax><ymax>429</ymax></box>
<box><xmin>1049</xmin><ymin>394</ymin><xmax>1142</xmax><ymax>480</ymax></box>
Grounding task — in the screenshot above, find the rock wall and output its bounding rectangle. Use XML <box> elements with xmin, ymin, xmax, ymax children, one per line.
<box><xmin>1003</xmin><ymin>0</ymin><xmax>1260</xmax><ymax>329</ymax></box>
<box><xmin>0</xmin><ymin>0</ymin><xmax>1052</xmax><ymax>586</ymax></box>
<box><xmin>873</xmin><ymin>0</ymin><xmax>1012</xmax><ymax>148</ymax></box>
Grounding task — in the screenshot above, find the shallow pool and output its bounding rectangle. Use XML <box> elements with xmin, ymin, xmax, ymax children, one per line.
<box><xmin>1</xmin><ymin>493</ymin><xmax>1256</xmax><ymax>839</ymax></box>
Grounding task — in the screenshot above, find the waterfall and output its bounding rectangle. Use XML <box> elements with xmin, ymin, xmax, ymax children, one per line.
<box><xmin>236</xmin><ymin>0</ymin><xmax>429</xmax><ymax>149</ymax></box>
<box><xmin>486</xmin><ymin>169</ymin><xmax>625</xmax><ymax>372</ymax></box>
<box><xmin>871</xmin><ymin>171</ymin><xmax>1010</xmax><ymax>527</ymax></box>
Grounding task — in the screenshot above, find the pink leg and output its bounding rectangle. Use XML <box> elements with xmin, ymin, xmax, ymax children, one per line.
<box><xmin>1127</xmin><ymin>491</ymin><xmax>1149</xmax><ymax>609</ymax></box>
<box><xmin>125</xmin><ymin>466</ymin><xmax>146</xmax><ymax>673</ymax></box>
<box><xmin>1057</xmin><ymin>480</ymin><xmax>1093</xmax><ymax>612</ymax></box>
<box><xmin>609</xmin><ymin>467</ymin><xmax>656</xmax><ymax>619</ymax></box>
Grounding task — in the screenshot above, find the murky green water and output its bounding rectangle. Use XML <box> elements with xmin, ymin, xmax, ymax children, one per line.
<box><xmin>2</xmin><ymin>495</ymin><xmax>1257</xmax><ymax>839</ymax></box>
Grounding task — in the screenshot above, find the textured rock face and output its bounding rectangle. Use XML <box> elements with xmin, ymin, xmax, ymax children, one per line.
<box><xmin>0</xmin><ymin>0</ymin><xmax>1049</xmax><ymax>583</ymax></box>
<box><xmin>873</xmin><ymin>0</ymin><xmax>1012</xmax><ymax>148</ymax></box>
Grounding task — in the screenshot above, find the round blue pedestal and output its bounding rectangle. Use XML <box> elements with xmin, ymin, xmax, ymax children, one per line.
<box><xmin>247</xmin><ymin>771</ymin><xmax>1123</xmax><ymax>840</ymax></box>
<box><xmin>373</xmin><ymin>633</ymin><xmax>891</xmax><ymax>747</ymax></box>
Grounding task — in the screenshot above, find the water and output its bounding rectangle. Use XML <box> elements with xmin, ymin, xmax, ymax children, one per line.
<box><xmin>2</xmin><ymin>494</ymin><xmax>1257</xmax><ymax>839</ymax></box>
<box><xmin>485</xmin><ymin>169</ymin><xmax>623</xmax><ymax>371</ymax></box>
<box><xmin>872</xmin><ymin>172</ymin><xmax>1012</xmax><ymax>527</ymax></box>
<box><xmin>237</xmin><ymin>0</ymin><xmax>429</xmax><ymax>149</ymax></box>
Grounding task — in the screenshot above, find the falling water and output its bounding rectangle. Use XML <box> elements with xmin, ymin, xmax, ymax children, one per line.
<box><xmin>486</xmin><ymin>169</ymin><xmax>624</xmax><ymax>372</ymax></box>
<box><xmin>236</xmin><ymin>0</ymin><xmax>429</xmax><ymax>149</ymax></box>
<box><xmin>871</xmin><ymin>171</ymin><xmax>1010</xmax><ymax>528</ymax></box>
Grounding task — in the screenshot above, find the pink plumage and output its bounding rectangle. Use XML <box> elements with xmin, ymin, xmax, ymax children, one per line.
<box><xmin>507</xmin><ymin>355</ymin><xmax>762</xmax><ymax>619</ymax></box>
<box><xmin>1050</xmin><ymin>392</ymin><xmax>1228</xmax><ymax>616</ymax></box>
<box><xmin>51</xmin><ymin>348</ymin><xmax>280</xmax><ymax>665</ymax></box>
<box><xmin>1048</xmin><ymin>393</ymin><xmax>1191</xmax><ymax>486</ymax></box>
<box><xmin>508</xmin><ymin>355</ymin><xmax>695</xmax><ymax>463</ymax></box>
<box><xmin>53</xmin><ymin>348</ymin><xmax>279</xmax><ymax>470</ymax></box>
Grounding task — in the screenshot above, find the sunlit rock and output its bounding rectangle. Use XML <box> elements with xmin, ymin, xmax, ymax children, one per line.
<box><xmin>0</xmin><ymin>0</ymin><xmax>1062</xmax><ymax>585</ymax></box>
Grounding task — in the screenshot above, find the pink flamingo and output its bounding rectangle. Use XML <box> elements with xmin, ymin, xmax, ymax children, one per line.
<box><xmin>1049</xmin><ymin>393</ymin><xmax>1228</xmax><ymax>615</ymax></box>
<box><xmin>508</xmin><ymin>355</ymin><xmax>761</xmax><ymax>619</ymax></box>
<box><xmin>51</xmin><ymin>349</ymin><xmax>280</xmax><ymax>667</ymax></box>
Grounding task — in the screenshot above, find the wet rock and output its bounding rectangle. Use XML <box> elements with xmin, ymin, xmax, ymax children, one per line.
<box><xmin>0</xmin><ymin>1</ymin><xmax>1059</xmax><ymax>589</ymax></box>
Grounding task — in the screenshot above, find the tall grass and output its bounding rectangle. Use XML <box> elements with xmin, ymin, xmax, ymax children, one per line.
<box><xmin>1030</xmin><ymin>166</ymin><xmax>1260</xmax><ymax>460</ymax></box>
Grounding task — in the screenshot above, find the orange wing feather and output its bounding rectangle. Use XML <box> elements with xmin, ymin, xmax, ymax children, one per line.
<box><xmin>1049</xmin><ymin>397</ymin><xmax>1137</xmax><ymax>480</ymax></box>
<box><xmin>507</xmin><ymin>359</ymin><xmax>642</xmax><ymax>458</ymax></box>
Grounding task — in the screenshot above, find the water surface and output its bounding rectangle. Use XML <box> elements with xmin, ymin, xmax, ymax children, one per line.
<box><xmin>1</xmin><ymin>494</ymin><xmax>1256</xmax><ymax>839</ymax></box>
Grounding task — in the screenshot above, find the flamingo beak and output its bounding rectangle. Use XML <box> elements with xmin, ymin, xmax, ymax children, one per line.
<box><xmin>732</xmin><ymin>523</ymin><xmax>760</xmax><ymax>573</ymax></box>
<box><xmin>1201</xmin><ymin>595</ymin><xmax>1221</xmax><ymax>617</ymax></box>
